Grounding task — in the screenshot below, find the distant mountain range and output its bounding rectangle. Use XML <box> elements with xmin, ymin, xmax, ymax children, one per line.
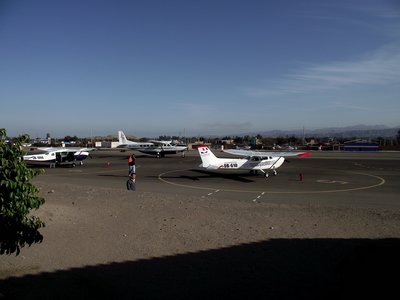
<box><xmin>246</xmin><ymin>125</ymin><xmax>400</xmax><ymax>139</ymax></box>
<box><xmin>96</xmin><ymin>125</ymin><xmax>399</xmax><ymax>140</ymax></box>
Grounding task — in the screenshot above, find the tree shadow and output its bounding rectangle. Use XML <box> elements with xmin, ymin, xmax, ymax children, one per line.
<box><xmin>1</xmin><ymin>238</ymin><xmax>398</xmax><ymax>299</ymax></box>
<box><xmin>0</xmin><ymin>216</ymin><xmax>43</xmax><ymax>255</ymax></box>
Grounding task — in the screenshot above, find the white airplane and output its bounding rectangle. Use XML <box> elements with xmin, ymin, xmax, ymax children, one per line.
<box><xmin>117</xmin><ymin>131</ymin><xmax>187</xmax><ymax>157</ymax></box>
<box><xmin>23</xmin><ymin>147</ymin><xmax>93</xmax><ymax>167</ymax></box>
<box><xmin>197</xmin><ymin>145</ymin><xmax>311</xmax><ymax>178</ymax></box>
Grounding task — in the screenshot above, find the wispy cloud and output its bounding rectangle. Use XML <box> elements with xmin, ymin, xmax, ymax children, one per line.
<box><xmin>328</xmin><ymin>101</ymin><xmax>372</xmax><ymax>111</ymax></box>
<box><xmin>304</xmin><ymin>2</ymin><xmax>400</xmax><ymax>25</ymax></box>
<box><xmin>356</xmin><ymin>5</ymin><xmax>400</xmax><ymax>19</ymax></box>
<box><xmin>247</xmin><ymin>43</ymin><xmax>400</xmax><ymax>97</ymax></box>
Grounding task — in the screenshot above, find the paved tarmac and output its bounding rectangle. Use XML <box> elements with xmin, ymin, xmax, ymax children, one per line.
<box><xmin>1</xmin><ymin>149</ymin><xmax>400</xmax><ymax>299</ymax></box>
<box><xmin>41</xmin><ymin>149</ymin><xmax>400</xmax><ymax>210</ymax></box>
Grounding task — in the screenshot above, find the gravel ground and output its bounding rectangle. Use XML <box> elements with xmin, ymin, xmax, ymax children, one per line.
<box><xmin>1</xmin><ymin>179</ymin><xmax>399</xmax><ymax>299</ymax></box>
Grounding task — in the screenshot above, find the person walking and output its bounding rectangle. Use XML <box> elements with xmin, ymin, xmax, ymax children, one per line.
<box><xmin>128</xmin><ymin>154</ymin><xmax>136</xmax><ymax>175</ymax></box>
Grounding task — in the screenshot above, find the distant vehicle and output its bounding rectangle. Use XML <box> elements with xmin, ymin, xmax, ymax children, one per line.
<box><xmin>197</xmin><ymin>146</ymin><xmax>311</xmax><ymax>178</ymax></box>
<box><xmin>23</xmin><ymin>147</ymin><xmax>93</xmax><ymax>167</ymax></box>
<box><xmin>235</xmin><ymin>145</ymin><xmax>251</xmax><ymax>150</ymax></box>
<box><xmin>273</xmin><ymin>145</ymin><xmax>295</xmax><ymax>150</ymax></box>
<box><xmin>117</xmin><ymin>131</ymin><xmax>187</xmax><ymax>157</ymax></box>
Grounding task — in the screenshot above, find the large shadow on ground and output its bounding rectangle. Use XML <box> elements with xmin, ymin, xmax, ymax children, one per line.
<box><xmin>157</xmin><ymin>169</ymin><xmax>257</xmax><ymax>183</ymax></box>
<box><xmin>1</xmin><ymin>238</ymin><xmax>398</xmax><ymax>299</ymax></box>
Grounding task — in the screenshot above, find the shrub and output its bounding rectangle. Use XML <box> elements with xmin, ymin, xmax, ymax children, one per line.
<box><xmin>0</xmin><ymin>128</ymin><xmax>45</xmax><ymax>255</ymax></box>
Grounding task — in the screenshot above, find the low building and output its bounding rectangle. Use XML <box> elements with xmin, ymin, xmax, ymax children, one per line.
<box><xmin>343</xmin><ymin>140</ymin><xmax>379</xmax><ymax>151</ymax></box>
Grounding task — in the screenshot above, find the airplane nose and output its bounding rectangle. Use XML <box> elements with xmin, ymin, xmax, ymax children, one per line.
<box><xmin>275</xmin><ymin>157</ymin><xmax>285</xmax><ymax>168</ymax></box>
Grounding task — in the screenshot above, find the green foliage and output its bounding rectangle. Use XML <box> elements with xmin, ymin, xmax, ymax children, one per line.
<box><xmin>0</xmin><ymin>128</ymin><xmax>45</xmax><ymax>255</ymax></box>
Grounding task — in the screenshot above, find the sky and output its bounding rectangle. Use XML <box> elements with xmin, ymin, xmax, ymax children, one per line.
<box><xmin>1</xmin><ymin>0</ymin><xmax>399</xmax><ymax>138</ymax></box>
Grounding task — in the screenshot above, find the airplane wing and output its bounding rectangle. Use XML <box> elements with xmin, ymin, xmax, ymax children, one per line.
<box><xmin>148</xmin><ymin>140</ymin><xmax>170</xmax><ymax>145</ymax></box>
<box><xmin>69</xmin><ymin>147</ymin><xmax>95</xmax><ymax>152</ymax></box>
<box><xmin>223</xmin><ymin>149</ymin><xmax>311</xmax><ymax>157</ymax></box>
<box><xmin>39</xmin><ymin>147</ymin><xmax>95</xmax><ymax>152</ymax></box>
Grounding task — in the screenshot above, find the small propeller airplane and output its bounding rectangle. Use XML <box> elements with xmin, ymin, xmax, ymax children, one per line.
<box><xmin>197</xmin><ymin>145</ymin><xmax>311</xmax><ymax>178</ymax></box>
<box><xmin>117</xmin><ymin>130</ymin><xmax>187</xmax><ymax>157</ymax></box>
<box><xmin>23</xmin><ymin>147</ymin><xmax>94</xmax><ymax>167</ymax></box>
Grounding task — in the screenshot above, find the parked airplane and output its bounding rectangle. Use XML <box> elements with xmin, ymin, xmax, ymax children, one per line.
<box><xmin>23</xmin><ymin>147</ymin><xmax>93</xmax><ymax>167</ymax></box>
<box><xmin>117</xmin><ymin>131</ymin><xmax>187</xmax><ymax>157</ymax></box>
<box><xmin>197</xmin><ymin>146</ymin><xmax>311</xmax><ymax>178</ymax></box>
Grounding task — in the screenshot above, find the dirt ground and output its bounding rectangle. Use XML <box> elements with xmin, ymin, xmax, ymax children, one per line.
<box><xmin>1</xmin><ymin>178</ymin><xmax>400</xmax><ymax>299</ymax></box>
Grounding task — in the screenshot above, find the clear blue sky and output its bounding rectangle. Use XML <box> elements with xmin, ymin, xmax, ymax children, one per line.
<box><xmin>1</xmin><ymin>0</ymin><xmax>399</xmax><ymax>138</ymax></box>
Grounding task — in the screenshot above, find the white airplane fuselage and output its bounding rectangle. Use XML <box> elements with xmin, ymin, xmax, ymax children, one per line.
<box><xmin>23</xmin><ymin>151</ymin><xmax>57</xmax><ymax>166</ymax></box>
<box><xmin>196</xmin><ymin>145</ymin><xmax>311</xmax><ymax>178</ymax></box>
<box><xmin>23</xmin><ymin>148</ymin><xmax>90</xmax><ymax>166</ymax></box>
<box><xmin>206</xmin><ymin>156</ymin><xmax>285</xmax><ymax>171</ymax></box>
<box><xmin>138</xmin><ymin>144</ymin><xmax>187</xmax><ymax>155</ymax></box>
<box><xmin>118</xmin><ymin>131</ymin><xmax>187</xmax><ymax>157</ymax></box>
<box><xmin>199</xmin><ymin>150</ymin><xmax>284</xmax><ymax>172</ymax></box>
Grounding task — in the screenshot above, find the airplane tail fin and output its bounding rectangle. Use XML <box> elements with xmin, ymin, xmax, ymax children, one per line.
<box><xmin>118</xmin><ymin>131</ymin><xmax>128</xmax><ymax>144</ymax></box>
<box><xmin>197</xmin><ymin>146</ymin><xmax>220</xmax><ymax>169</ymax></box>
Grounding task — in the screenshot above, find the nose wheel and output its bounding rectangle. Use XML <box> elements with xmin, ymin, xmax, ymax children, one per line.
<box><xmin>261</xmin><ymin>169</ymin><xmax>277</xmax><ymax>178</ymax></box>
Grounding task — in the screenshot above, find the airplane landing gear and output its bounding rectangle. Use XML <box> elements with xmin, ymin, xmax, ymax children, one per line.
<box><xmin>273</xmin><ymin>170</ymin><xmax>277</xmax><ymax>176</ymax></box>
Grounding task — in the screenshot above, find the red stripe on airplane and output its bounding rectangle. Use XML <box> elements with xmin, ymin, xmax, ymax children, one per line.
<box><xmin>297</xmin><ymin>152</ymin><xmax>312</xmax><ymax>157</ymax></box>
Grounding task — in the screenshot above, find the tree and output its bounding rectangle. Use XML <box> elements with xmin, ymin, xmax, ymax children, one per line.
<box><xmin>0</xmin><ymin>128</ymin><xmax>45</xmax><ymax>255</ymax></box>
<box><xmin>233</xmin><ymin>136</ymin><xmax>243</xmax><ymax>144</ymax></box>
